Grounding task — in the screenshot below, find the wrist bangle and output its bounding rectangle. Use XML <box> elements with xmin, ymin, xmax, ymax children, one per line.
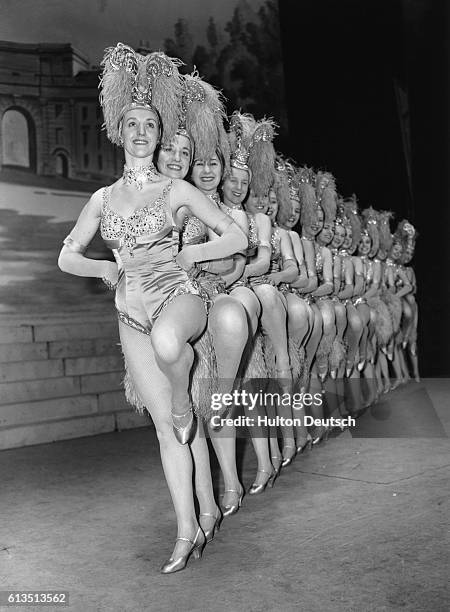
<box><xmin>63</xmin><ymin>235</ymin><xmax>87</xmax><ymax>254</ymax></box>
<box><xmin>102</xmin><ymin>277</ymin><xmax>117</xmax><ymax>291</ymax></box>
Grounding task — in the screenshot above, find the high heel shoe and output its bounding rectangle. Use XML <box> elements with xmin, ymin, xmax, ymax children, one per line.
<box><xmin>281</xmin><ymin>443</ymin><xmax>296</xmax><ymax>467</ymax></box>
<box><xmin>199</xmin><ymin>508</ymin><xmax>222</xmax><ymax>543</ymax></box>
<box><xmin>345</xmin><ymin>360</ymin><xmax>354</xmax><ymax>378</ymax></box>
<box><xmin>268</xmin><ymin>455</ymin><xmax>282</xmax><ymax>488</ymax></box>
<box><xmin>248</xmin><ymin>469</ymin><xmax>275</xmax><ymax>495</ymax></box>
<box><xmin>172</xmin><ymin>406</ymin><xmax>195</xmax><ymax>445</ymax></box>
<box><xmin>160</xmin><ymin>527</ymin><xmax>205</xmax><ymax>574</ymax></box>
<box><xmin>220</xmin><ymin>486</ymin><xmax>244</xmax><ymax>517</ymax></box>
<box><xmin>296</xmin><ymin>433</ymin><xmax>313</xmax><ymax>454</ymax></box>
<box><xmin>312</xmin><ymin>426</ymin><xmax>330</xmax><ymax>445</ymax></box>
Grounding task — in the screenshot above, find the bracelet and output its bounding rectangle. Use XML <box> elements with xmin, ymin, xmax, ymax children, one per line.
<box><xmin>101</xmin><ymin>276</ymin><xmax>117</xmax><ymax>291</ymax></box>
<box><xmin>63</xmin><ymin>235</ymin><xmax>87</xmax><ymax>254</ymax></box>
<box><xmin>258</xmin><ymin>240</ymin><xmax>271</xmax><ymax>249</ymax></box>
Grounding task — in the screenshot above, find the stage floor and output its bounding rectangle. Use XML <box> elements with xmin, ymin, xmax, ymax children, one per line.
<box><xmin>1</xmin><ymin>380</ymin><xmax>449</xmax><ymax>612</ymax></box>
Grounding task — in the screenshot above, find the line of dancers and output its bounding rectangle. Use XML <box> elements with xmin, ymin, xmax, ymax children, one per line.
<box><xmin>58</xmin><ymin>43</ymin><xmax>419</xmax><ymax>574</ymax></box>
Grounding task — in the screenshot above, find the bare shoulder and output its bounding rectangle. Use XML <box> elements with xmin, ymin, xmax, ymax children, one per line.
<box><xmin>82</xmin><ymin>187</ymin><xmax>107</xmax><ymax>218</ymax></box>
<box><xmin>170</xmin><ymin>178</ymin><xmax>197</xmax><ymax>199</ymax></box>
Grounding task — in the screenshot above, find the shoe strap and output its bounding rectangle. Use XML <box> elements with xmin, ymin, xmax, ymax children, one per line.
<box><xmin>275</xmin><ymin>366</ymin><xmax>292</xmax><ymax>376</ymax></box>
<box><xmin>172</xmin><ymin>407</ymin><xmax>193</xmax><ymax>419</ymax></box>
<box><xmin>199</xmin><ymin>510</ymin><xmax>220</xmax><ymax>519</ymax></box>
<box><xmin>256</xmin><ymin>468</ymin><xmax>273</xmax><ymax>475</ymax></box>
<box><xmin>175</xmin><ymin>527</ymin><xmax>202</xmax><ymax>546</ymax></box>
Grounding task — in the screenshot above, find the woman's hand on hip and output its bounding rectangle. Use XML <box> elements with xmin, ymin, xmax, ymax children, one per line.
<box><xmin>101</xmin><ymin>260</ymin><xmax>119</xmax><ymax>289</ymax></box>
<box><xmin>176</xmin><ymin>245</ymin><xmax>197</xmax><ymax>272</ymax></box>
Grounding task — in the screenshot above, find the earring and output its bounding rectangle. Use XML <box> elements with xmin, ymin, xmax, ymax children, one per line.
<box><xmin>119</xmin><ymin>136</ymin><xmax>124</xmax><ymax>145</ymax></box>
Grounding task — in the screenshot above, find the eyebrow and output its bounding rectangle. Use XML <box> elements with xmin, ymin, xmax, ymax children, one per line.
<box><xmin>126</xmin><ymin>116</ymin><xmax>157</xmax><ymax>122</ymax></box>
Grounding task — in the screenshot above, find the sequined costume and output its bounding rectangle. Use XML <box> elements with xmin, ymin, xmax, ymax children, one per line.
<box><xmin>101</xmin><ymin>180</ymin><xmax>211</xmax><ymax>336</ymax></box>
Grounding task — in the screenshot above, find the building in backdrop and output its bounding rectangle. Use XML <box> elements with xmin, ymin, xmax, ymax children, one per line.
<box><xmin>0</xmin><ymin>41</ymin><xmax>120</xmax><ymax>186</ymax></box>
<box><xmin>0</xmin><ymin>0</ymin><xmax>285</xmax><ymax>316</ymax></box>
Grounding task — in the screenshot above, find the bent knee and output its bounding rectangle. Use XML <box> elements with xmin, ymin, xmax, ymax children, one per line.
<box><xmin>151</xmin><ymin>327</ymin><xmax>184</xmax><ymax>365</ymax></box>
<box><xmin>253</xmin><ymin>284</ymin><xmax>280</xmax><ymax>309</ymax></box>
<box><xmin>319</xmin><ymin>304</ymin><xmax>335</xmax><ymax>333</ymax></box>
<box><xmin>209</xmin><ymin>299</ymin><xmax>247</xmax><ymax>336</ymax></box>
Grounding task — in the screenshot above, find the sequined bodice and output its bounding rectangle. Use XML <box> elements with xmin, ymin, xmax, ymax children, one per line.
<box><xmin>99</xmin><ymin>179</ymin><xmax>205</xmax><ymax>334</ymax></box>
<box><xmin>181</xmin><ymin>215</ymin><xmax>206</xmax><ymax>246</ymax></box>
<box><xmin>101</xmin><ymin>181</ymin><xmax>173</xmax><ymax>253</ymax></box>
<box><xmin>271</xmin><ymin>227</ymin><xmax>281</xmax><ymax>259</ymax></box>
<box><xmin>246</xmin><ymin>213</ymin><xmax>259</xmax><ymax>253</ymax></box>
<box><xmin>314</xmin><ymin>242</ymin><xmax>324</xmax><ymax>278</ymax></box>
<box><xmin>395</xmin><ymin>264</ymin><xmax>404</xmax><ymax>288</ymax></box>
<box><xmin>268</xmin><ymin>226</ymin><xmax>281</xmax><ymax>273</ymax></box>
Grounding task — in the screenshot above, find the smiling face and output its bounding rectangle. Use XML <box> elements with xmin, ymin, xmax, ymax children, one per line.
<box><xmin>391</xmin><ymin>241</ymin><xmax>403</xmax><ymax>261</ymax></box>
<box><xmin>191</xmin><ymin>154</ymin><xmax>223</xmax><ymax>194</ymax></box>
<box><xmin>245</xmin><ymin>190</ymin><xmax>269</xmax><ymax>214</ymax></box>
<box><xmin>156</xmin><ymin>133</ymin><xmax>192</xmax><ymax>179</ymax></box>
<box><xmin>222</xmin><ymin>166</ymin><xmax>250</xmax><ymax>208</ymax></box>
<box><xmin>358</xmin><ymin>233</ymin><xmax>372</xmax><ymax>256</ymax></box>
<box><xmin>267</xmin><ymin>188</ymin><xmax>279</xmax><ymax>222</ymax></box>
<box><xmin>342</xmin><ymin>224</ymin><xmax>353</xmax><ymax>250</ymax></box>
<box><xmin>277</xmin><ymin>198</ymin><xmax>300</xmax><ymax>228</ymax></box>
<box><xmin>286</xmin><ymin>199</ymin><xmax>301</xmax><ymax>228</ymax></box>
<box><xmin>311</xmin><ymin>206</ymin><xmax>324</xmax><ymax>235</ymax></box>
<box><xmin>317</xmin><ymin>220</ymin><xmax>334</xmax><ymax>245</ymax></box>
<box><xmin>121</xmin><ymin>107</ymin><xmax>160</xmax><ymax>163</ymax></box>
<box><xmin>331</xmin><ymin>223</ymin><xmax>346</xmax><ymax>249</ymax></box>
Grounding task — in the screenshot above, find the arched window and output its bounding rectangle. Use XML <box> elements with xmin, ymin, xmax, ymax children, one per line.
<box><xmin>1</xmin><ymin>108</ymin><xmax>36</xmax><ymax>170</ymax></box>
<box><xmin>55</xmin><ymin>152</ymin><xmax>69</xmax><ymax>178</ymax></box>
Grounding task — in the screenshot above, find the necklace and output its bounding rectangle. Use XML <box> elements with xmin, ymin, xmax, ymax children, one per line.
<box><xmin>122</xmin><ymin>164</ymin><xmax>160</xmax><ymax>190</ymax></box>
<box><xmin>207</xmin><ymin>193</ymin><xmax>221</xmax><ymax>206</ymax></box>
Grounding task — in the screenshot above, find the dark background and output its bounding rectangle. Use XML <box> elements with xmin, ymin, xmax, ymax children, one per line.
<box><xmin>279</xmin><ymin>0</ymin><xmax>450</xmax><ymax>376</ymax></box>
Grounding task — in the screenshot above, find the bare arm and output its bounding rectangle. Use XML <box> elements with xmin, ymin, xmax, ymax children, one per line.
<box><xmin>266</xmin><ymin>229</ymin><xmax>298</xmax><ymax>285</ymax></box>
<box><xmin>296</xmin><ymin>239</ymin><xmax>318</xmax><ymax>293</ymax></box>
<box><xmin>289</xmin><ymin>231</ymin><xmax>309</xmax><ymax>288</ymax></box>
<box><xmin>58</xmin><ymin>189</ymin><xmax>117</xmax><ymax>283</ymax></box>
<box><xmin>332</xmin><ymin>255</ymin><xmax>342</xmax><ymax>295</ymax></box>
<box><xmin>172</xmin><ymin>180</ymin><xmax>247</xmax><ymax>268</ymax></box>
<box><xmin>363</xmin><ymin>259</ymin><xmax>381</xmax><ymax>299</ymax></box>
<box><xmin>337</xmin><ymin>256</ymin><xmax>354</xmax><ymax>300</ymax></box>
<box><xmin>312</xmin><ymin>246</ymin><xmax>333</xmax><ymax>297</ymax></box>
<box><xmin>222</xmin><ymin>255</ymin><xmax>247</xmax><ymax>287</ymax></box>
<box><xmin>244</xmin><ymin>213</ymin><xmax>271</xmax><ymax>278</ymax></box>
<box><xmin>396</xmin><ymin>267</ymin><xmax>412</xmax><ymax>298</ymax></box>
<box><xmin>352</xmin><ymin>257</ymin><xmax>365</xmax><ymax>296</ymax></box>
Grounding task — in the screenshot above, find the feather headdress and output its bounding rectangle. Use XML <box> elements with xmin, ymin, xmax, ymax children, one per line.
<box><xmin>99</xmin><ymin>42</ymin><xmax>184</xmax><ymax>146</ymax></box>
<box><xmin>180</xmin><ymin>71</ymin><xmax>230</xmax><ymax>172</ymax></box>
<box><xmin>273</xmin><ymin>154</ymin><xmax>291</xmax><ymax>218</ymax></box>
<box><xmin>298</xmin><ymin>165</ymin><xmax>319</xmax><ymax>229</ymax></box>
<box><xmin>377</xmin><ymin>210</ymin><xmax>394</xmax><ymax>254</ymax></box>
<box><xmin>361</xmin><ymin>206</ymin><xmax>379</xmax><ymax>257</ymax></box>
<box><xmin>343</xmin><ymin>194</ymin><xmax>362</xmax><ymax>252</ymax></box>
<box><xmin>228</xmin><ymin>111</ymin><xmax>257</xmax><ymax>172</ymax></box>
<box><xmin>336</xmin><ymin>196</ymin><xmax>346</xmax><ymax>227</ymax></box>
<box><xmin>393</xmin><ymin>219</ymin><xmax>417</xmax><ymax>253</ymax></box>
<box><xmin>248</xmin><ymin>117</ymin><xmax>278</xmax><ymax>197</ymax></box>
<box><xmin>316</xmin><ymin>170</ymin><xmax>337</xmax><ymax>225</ymax></box>
<box><xmin>284</xmin><ymin>158</ymin><xmax>300</xmax><ymax>202</ymax></box>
